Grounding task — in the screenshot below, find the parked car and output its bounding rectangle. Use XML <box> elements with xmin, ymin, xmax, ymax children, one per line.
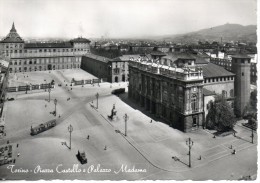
<box><xmin>76</xmin><ymin>150</ymin><xmax>87</xmax><ymax>164</ymax></box>
<box><xmin>7</xmin><ymin>98</ymin><xmax>14</xmax><ymax>101</ymax></box>
<box><xmin>111</xmin><ymin>88</ymin><xmax>125</xmax><ymax>95</ymax></box>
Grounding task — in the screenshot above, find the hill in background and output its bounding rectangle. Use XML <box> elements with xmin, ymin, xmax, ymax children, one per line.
<box><xmin>154</xmin><ymin>23</ymin><xmax>257</xmax><ymax>43</ymax></box>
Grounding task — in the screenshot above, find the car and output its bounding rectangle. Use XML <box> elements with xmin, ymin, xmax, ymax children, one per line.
<box><xmin>111</xmin><ymin>88</ymin><xmax>125</xmax><ymax>95</ymax></box>
<box><xmin>7</xmin><ymin>98</ymin><xmax>15</xmax><ymax>101</ymax></box>
<box><xmin>76</xmin><ymin>150</ymin><xmax>87</xmax><ymax>164</ymax></box>
<box><xmin>58</xmin><ymin>84</ymin><xmax>62</xmax><ymax>87</ymax></box>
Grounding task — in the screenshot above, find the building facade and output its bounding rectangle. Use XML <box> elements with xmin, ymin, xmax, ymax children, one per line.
<box><xmin>81</xmin><ymin>54</ymin><xmax>131</xmax><ymax>83</ymax></box>
<box><xmin>128</xmin><ymin>56</ymin><xmax>204</xmax><ymax>132</ymax></box>
<box><xmin>0</xmin><ymin>59</ymin><xmax>9</xmax><ymax>117</ymax></box>
<box><xmin>0</xmin><ymin>23</ymin><xmax>91</xmax><ymax>73</ymax></box>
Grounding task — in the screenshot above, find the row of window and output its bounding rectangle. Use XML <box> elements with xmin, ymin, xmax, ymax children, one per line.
<box><xmin>5</xmin><ymin>44</ymin><xmax>23</xmax><ymax>49</ymax></box>
<box><xmin>10</xmin><ymin>64</ymin><xmax>80</xmax><ymax>72</ymax></box>
<box><xmin>6</xmin><ymin>48</ymin><xmax>89</xmax><ymax>54</ymax></box>
<box><xmin>204</xmin><ymin>76</ymin><xmax>234</xmax><ymax>83</ymax></box>
<box><xmin>233</xmin><ymin>59</ymin><xmax>250</xmax><ymax>64</ymax></box>
<box><xmin>5</xmin><ymin>43</ymin><xmax>89</xmax><ymax>49</ymax></box>
<box><xmin>212</xmin><ymin>61</ymin><xmax>232</xmax><ymax>67</ymax></box>
<box><xmin>10</xmin><ymin>57</ymin><xmax>81</xmax><ymax>65</ymax></box>
<box><xmin>222</xmin><ymin>89</ymin><xmax>234</xmax><ymax>98</ymax></box>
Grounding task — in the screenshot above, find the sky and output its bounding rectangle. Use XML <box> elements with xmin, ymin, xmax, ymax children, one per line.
<box><xmin>0</xmin><ymin>0</ymin><xmax>257</xmax><ymax>39</ymax></box>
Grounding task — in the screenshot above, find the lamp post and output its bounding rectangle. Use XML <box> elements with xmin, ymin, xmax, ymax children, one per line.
<box><xmin>95</xmin><ymin>92</ymin><xmax>99</xmax><ymax>109</ymax></box>
<box><xmin>54</xmin><ymin>99</ymin><xmax>57</xmax><ymax>116</ymax></box>
<box><xmin>44</xmin><ymin>79</ymin><xmax>47</xmax><ymax>91</ymax></box>
<box><xmin>25</xmin><ymin>84</ymin><xmax>28</xmax><ymax>94</ymax></box>
<box><xmin>48</xmin><ymin>87</ymin><xmax>51</xmax><ymax>102</ymax></box>
<box><xmin>251</xmin><ymin>125</ymin><xmax>254</xmax><ymax>144</ymax></box>
<box><xmin>123</xmin><ymin>113</ymin><xmax>129</xmax><ymax>136</ymax></box>
<box><xmin>68</xmin><ymin>124</ymin><xmax>73</xmax><ymax>150</ymax></box>
<box><xmin>186</xmin><ymin>137</ymin><xmax>194</xmax><ymax>168</ymax></box>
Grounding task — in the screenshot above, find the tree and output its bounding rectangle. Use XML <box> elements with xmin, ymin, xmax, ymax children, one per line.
<box><xmin>242</xmin><ymin>89</ymin><xmax>257</xmax><ymax>127</ymax></box>
<box><xmin>206</xmin><ymin>95</ymin><xmax>236</xmax><ymax>132</ymax></box>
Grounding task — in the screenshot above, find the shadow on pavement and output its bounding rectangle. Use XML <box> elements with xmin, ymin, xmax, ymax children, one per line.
<box><xmin>117</xmin><ymin>92</ymin><xmax>171</xmax><ymax>127</ymax></box>
<box><xmin>234</xmin><ymin>135</ymin><xmax>252</xmax><ymax>144</ymax></box>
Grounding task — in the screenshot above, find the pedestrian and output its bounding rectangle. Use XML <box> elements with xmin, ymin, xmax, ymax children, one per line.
<box><xmin>59</xmin><ymin>115</ymin><xmax>61</xmax><ymax>118</ymax></box>
<box><xmin>17</xmin><ymin>144</ymin><xmax>19</xmax><ymax>148</ymax></box>
<box><xmin>230</xmin><ymin>145</ymin><xmax>233</xmax><ymax>149</ymax></box>
<box><xmin>213</xmin><ymin>135</ymin><xmax>216</xmax><ymax>138</ymax></box>
<box><xmin>45</xmin><ymin>104</ymin><xmax>47</xmax><ymax>108</ymax></box>
<box><xmin>233</xmin><ymin>132</ymin><xmax>236</xmax><ymax>137</ymax></box>
<box><xmin>17</xmin><ymin>153</ymin><xmax>20</xmax><ymax>157</ymax></box>
<box><xmin>104</xmin><ymin>146</ymin><xmax>107</xmax><ymax>150</ymax></box>
<box><xmin>150</xmin><ymin>120</ymin><xmax>152</xmax><ymax>123</ymax></box>
<box><xmin>7</xmin><ymin>140</ymin><xmax>9</xmax><ymax>144</ymax></box>
<box><xmin>198</xmin><ymin>155</ymin><xmax>201</xmax><ymax>160</ymax></box>
<box><xmin>87</xmin><ymin>135</ymin><xmax>90</xmax><ymax>140</ymax></box>
<box><xmin>13</xmin><ymin>159</ymin><xmax>16</xmax><ymax>163</ymax></box>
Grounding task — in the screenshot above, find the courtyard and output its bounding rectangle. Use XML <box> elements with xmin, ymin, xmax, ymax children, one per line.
<box><xmin>0</xmin><ymin>69</ymin><xmax>257</xmax><ymax>180</ymax></box>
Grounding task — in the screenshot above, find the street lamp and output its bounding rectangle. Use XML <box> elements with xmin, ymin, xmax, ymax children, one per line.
<box><xmin>251</xmin><ymin>126</ymin><xmax>254</xmax><ymax>144</ymax></box>
<box><xmin>123</xmin><ymin>113</ymin><xmax>129</xmax><ymax>136</ymax></box>
<box><xmin>25</xmin><ymin>84</ymin><xmax>28</xmax><ymax>94</ymax></box>
<box><xmin>44</xmin><ymin>79</ymin><xmax>47</xmax><ymax>91</ymax></box>
<box><xmin>54</xmin><ymin>99</ymin><xmax>57</xmax><ymax>116</ymax></box>
<box><xmin>186</xmin><ymin>137</ymin><xmax>194</xmax><ymax>168</ymax></box>
<box><xmin>95</xmin><ymin>92</ymin><xmax>99</xmax><ymax>109</ymax></box>
<box><xmin>48</xmin><ymin>87</ymin><xmax>51</xmax><ymax>102</ymax></box>
<box><xmin>68</xmin><ymin>124</ymin><xmax>73</xmax><ymax>150</ymax></box>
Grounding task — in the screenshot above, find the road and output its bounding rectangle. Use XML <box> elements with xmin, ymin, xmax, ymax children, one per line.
<box><xmin>0</xmin><ymin>70</ymin><xmax>258</xmax><ymax>181</ymax></box>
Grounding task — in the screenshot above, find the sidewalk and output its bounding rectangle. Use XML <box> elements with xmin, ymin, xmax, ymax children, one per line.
<box><xmin>92</xmin><ymin>93</ymin><xmax>258</xmax><ymax>172</ymax></box>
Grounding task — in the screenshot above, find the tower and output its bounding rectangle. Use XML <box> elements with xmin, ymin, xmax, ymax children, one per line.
<box><xmin>231</xmin><ymin>55</ymin><xmax>251</xmax><ymax>116</ymax></box>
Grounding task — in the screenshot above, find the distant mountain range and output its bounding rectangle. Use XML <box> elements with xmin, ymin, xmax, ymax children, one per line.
<box><xmin>150</xmin><ymin>23</ymin><xmax>257</xmax><ymax>43</ymax></box>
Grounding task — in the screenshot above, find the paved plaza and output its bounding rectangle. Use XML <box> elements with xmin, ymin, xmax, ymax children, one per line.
<box><xmin>0</xmin><ymin>69</ymin><xmax>258</xmax><ymax>180</ymax></box>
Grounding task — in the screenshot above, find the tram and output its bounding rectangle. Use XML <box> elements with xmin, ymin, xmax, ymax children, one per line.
<box><xmin>30</xmin><ymin>119</ymin><xmax>56</xmax><ymax>136</ymax></box>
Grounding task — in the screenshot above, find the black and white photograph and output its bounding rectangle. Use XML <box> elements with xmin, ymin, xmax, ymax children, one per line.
<box><xmin>0</xmin><ymin>0</ymin><xmax>258</xmax><ymax>181</ymax></box>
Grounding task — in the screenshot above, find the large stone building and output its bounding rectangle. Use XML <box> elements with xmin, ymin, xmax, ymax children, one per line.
<box><xmin>128</xmin><ymin>55</ymin><xmax>204</xmax><ymax>132</ymax></box>
<box><xmin>128</xmin><ymin>52</ymin><xmax>237</xmax><ymax>132</ymax></box>
<box><xmin>81</xmin><ymin>54</ymin><xmax>138</xmax><ymax>83</ymax></box>
<box><xmin>0</xmin><ymin>23</ymin><xmax>91</xmax><ymax>73</ymax></box>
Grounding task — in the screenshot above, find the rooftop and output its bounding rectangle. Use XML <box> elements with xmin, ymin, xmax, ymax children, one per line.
<box><xmin>130</xmin><ymin>59</ymin><xmax>204</xmax><ymax>82</ymax></box>
<box><xmin>163</xmin><ymin>52</ymin><xmax>195</xmax><ymax>61</ymax></box>
<box><xmin>24</xmin><ymin>42</ymin><xmax>73</xmax><ymax>49</ymax></box>
<box><xmin>202</xmin><ymin>63</ymin><xmax>235</xmax><ymax>78</ymax></box>
<box><xmin>232</xmin><ymin>54</ymin><xmax>251</xmax><ymax>59</ymax></box>
<box><xmin>83</xmin><ymin>54</ymin><xmax>112</xmax><ymax>63</ymax></box>
<box><xmin>113</xmin><ymin>54</ymin><xmax>142</xmax><ymax>62</ymax></box>
<box><xmin>70</xmin><ymin>37</ymin><xmax>91</xmax><ymax>43</ymax></box>
<box><xmin>0</xmin><ymin>23</ymin><xmax>24</xmax><ymax>43</ymax></box>
<box><xmin>150</xmin><ymin>51</ymin><xmax>167</xmax><ymax>56</ymax></box>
